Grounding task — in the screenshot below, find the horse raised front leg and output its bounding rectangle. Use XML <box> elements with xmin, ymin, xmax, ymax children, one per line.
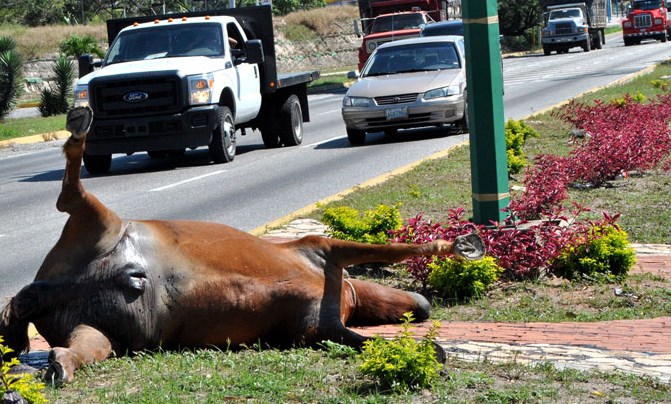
<box><xmin>45</xmin><ymin>324</ymin><xmax>112</xmax><ymax>384</ymax></box>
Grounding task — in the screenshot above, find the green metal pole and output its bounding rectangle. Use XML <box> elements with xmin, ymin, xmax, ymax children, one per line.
<box><xmin>462</xmin><ymin>0</ymin><xmax>509</xmax><ymax>224</ymax></box>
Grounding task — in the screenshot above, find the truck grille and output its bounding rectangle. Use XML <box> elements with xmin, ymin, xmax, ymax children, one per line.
<box><xmin>375</xmin><ymin>93</ymin><xmax>418</xmax><ymax>105</ymax></box>
<box><xmin>90</xmin><ymin>75</ymin><xmax>182</xmax><ymax>118</ymax></box>
<box><xmin>554</xmin><ymin>22</ymin><xmax>575</xmax><ymax>35</ymax></box>
<box><xmin>634</xmin><ymin>14</ymin><xmax>652</xmax><ymax>28</ymax></box>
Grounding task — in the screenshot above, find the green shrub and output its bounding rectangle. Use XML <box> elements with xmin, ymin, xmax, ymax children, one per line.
<box><xmin>505</xmin><ymin>118</ymin><xmax>539</xmax><ymax>175</ymax></box>
<box><xmin>321</xmin><ymin>204</ymin><xmax>402</xmax><ymax>244</ymax></box>
<box><xmin>427</xmin><ymin>256</ymin><xmax>502</xmax><ymax>301</ymax></box>
<box><xmin>281</xmin><ymin>24</ymin><xmax>318</xmax><ymax>41</ymax></box>
<box><xmin>39</xmin><ymin>54</ymin><xmax>74</xmax><ymax>117</ymax></box>
<box><xmin>552</xmin><ymin>224</ymin><xmax>636</xmax><ymax>282</ymax></box>
<box><xmin>358</xmin><ymin>313</ymin><xmax>442</xmax><ymax>392</ymax></box>
<box><xmin>1</xmin><ymin>336</ymin><xmax>47</xmax><ymax>404</ymax></box>
<box><xmin>58</xmin><ymin>34</ymin><xmax>104</xmax><ymax>58</ymax></box>
<box><xmin>0</xmin><ymin>36</ymin><xmax>24</xmax><ymax>121</ymax></box>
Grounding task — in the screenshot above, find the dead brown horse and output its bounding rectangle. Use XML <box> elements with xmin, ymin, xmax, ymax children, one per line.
<box><xmin>0</xmin><ymin>107</ymin><xmax>484</xmax><ymax>383</ymax></box>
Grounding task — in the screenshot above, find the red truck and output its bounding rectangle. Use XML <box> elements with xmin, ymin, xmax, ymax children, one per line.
<box><xmin>355</xmin><ymin>0</ymin><xmax>454</xmax><ymax>70</ymax></box>
<box><xmin>622</xmin><ymin>0</ymin><xmax>671</xmax><ymax>46</ymax></box>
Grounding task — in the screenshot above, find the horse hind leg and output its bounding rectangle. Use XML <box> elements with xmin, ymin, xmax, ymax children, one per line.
<box><xmin>344</xmin><ymin>279</ymin><xmax>430</xmax><ymax>326</ymax></box>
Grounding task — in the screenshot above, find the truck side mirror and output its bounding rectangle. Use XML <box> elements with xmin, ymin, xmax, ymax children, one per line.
<box><xmin>242</xmin><ymin>39</ymin><xmax>264</xmax><ymax>65</ymax></box>
<box><xmin>353</xmin><ymin>19</ymin><xmax>362</xmax><ymax>38</ymax></box>
<box><xmin>78</xmin><ymin>54</ymin><xmax>95</xmax><ymax>78</ymax></box>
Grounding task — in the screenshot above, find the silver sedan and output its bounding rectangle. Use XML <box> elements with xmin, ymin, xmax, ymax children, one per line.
<box><xmin>341</xmin><ymin>35</ymin><xmax>467</xmax><ymax>145</ymax></box>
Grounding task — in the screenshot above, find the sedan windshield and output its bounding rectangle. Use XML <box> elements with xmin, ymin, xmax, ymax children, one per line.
<box><xmin>362</xmin><ymin>42</ymin><xmax>460</xmax><ymax>77</ymax></box>
<box><xmin>106</xmin><ymin>23</ymin><xmax>224</xmax><ymax>65</ymax></box>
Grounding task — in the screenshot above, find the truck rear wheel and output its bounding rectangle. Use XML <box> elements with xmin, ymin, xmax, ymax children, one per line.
<box><xmin>278</xmin><ymin>94</ymin><xmax>303</xmax><ymax>146</ymax></box>
<box><xmin>209</xmin><ymin>106</ymin><xmax>236</xmax><ymax>163</ymax></box>
<box><xmin>83</xmin><ymin>153</ymin><xmax>112</xmax><ymax>175</ymax></box>
<box><xmin>261</xmin><ymin>122</ymin><xmax>281</xmax><ymax>148</ymax></box>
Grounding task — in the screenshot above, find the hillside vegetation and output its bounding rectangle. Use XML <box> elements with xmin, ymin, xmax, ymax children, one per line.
<box><xmin>0</xmin><ymin>5</ymin><xmax>359</xmax><ymax>62</ymax></box>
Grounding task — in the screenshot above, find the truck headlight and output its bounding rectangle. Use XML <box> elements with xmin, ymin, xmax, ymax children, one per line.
<box><xmin>655</xmin><ymin>18</ymin><xmax>663</xmax><ymax>25</ymax></box>
<box><xmin>623</xmin><ymin>21</ymin><xmax>632</xmax><ymax>28</ymax></box>
<box><xmin>423</xmin><ymin>85</ymin><xmax>460</xmax><ymax>100</ymax></box>
<box><xmin>73</xmin><ymin>85</ymin><xmax>89</xmax><ymax>107</ymax></box>
<box><xmin>343</xmin><ymin>96</ymin><xmax>372</xmax><ymax>107</ymax></box>
<box><xmin>366</xmin><ymin>42</ymin><xmax>377</xmax><ymax>53</ymax></box>
<box><xmin>189</xmin><ymin>73</ymin><xmax>214</xmax><ymax>105</ymax></box>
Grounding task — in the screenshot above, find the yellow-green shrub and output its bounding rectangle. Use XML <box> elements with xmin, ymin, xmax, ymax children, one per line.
<box><xmin>321</xmin><ymin>204</ymin><xmax>402</xmax><ymax>244</ymax></box>
<box><xmin>358</xmin><ymin>313</ymin><xmax>442</xmax><ymax>392</ymax></box>
<box><xmin>1</xmin><ymin>336</ymin><xmax>47</xmax><ymax>404</ymax></box>
<box><xmin>427</xmin><ymin>256</ymin><xmax>502</xmax><ymax>301</ymax></box>
<box><xmin>552</xmin><ymin>224</ymin><xmax>636</xmax><ymax>282</ymax></box>
<box><xmin>505</xmin><ymin>119</ymin><xmax>539</xmax><ymax>175</ymax></box>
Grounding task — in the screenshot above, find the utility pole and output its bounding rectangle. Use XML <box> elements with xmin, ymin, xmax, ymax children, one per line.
<box><xmin>462</xmin><ymin>0</ymin><xmax>509</xmax><ymax>224</ymax></box>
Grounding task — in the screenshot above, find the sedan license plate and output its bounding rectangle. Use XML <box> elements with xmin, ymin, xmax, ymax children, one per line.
<box><xmin>385</xmin><ymin>107</ymin><xmax>408</xmax><ymax>120</ymax></box>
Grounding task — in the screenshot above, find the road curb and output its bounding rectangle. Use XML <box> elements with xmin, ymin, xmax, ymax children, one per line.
<box><xmin>0</xmin><ymin>131</ymin><xmax>69</xmax><ymax>148</ymax></box>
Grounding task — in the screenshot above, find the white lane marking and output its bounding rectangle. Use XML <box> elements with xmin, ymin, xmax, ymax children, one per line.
<box><xmin>314</xmin><ymin>109</ymin><xmax>342</xmax><ymax>116</ymax></box>
<box><xmin>300</xmin><ymin>136</ymin><xmax>346</xmax><ymax>148</ymax></box>
<box><xmin>149</xmin><ymin>170</ymin><xmax>227</xmax><ymax>192</ymax></box>
<box><xmin>0</xmin><ymin>234</ymin><xmax>5</xmax><ymax>238</ymax></box>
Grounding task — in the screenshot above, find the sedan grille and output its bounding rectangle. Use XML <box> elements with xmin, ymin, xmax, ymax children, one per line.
<box><xmin>634</xmin><ymin>14</ymin><xmax>652</xmax><ymax>28</ymax></box>
<box><xmin>375</xmin><ymin>93</ymin><xmax>418</xmax><ymax>105</ymax></box>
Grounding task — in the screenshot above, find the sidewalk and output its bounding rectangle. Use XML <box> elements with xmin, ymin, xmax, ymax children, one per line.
<box><xmin>24</xmin><ymin>219</ymin><xmax>671</xmax><ymax>383</ymax></box>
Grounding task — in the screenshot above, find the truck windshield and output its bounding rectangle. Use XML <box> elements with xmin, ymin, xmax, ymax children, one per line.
<box><xmin>106</xmin><ymin>23</ymin><xmax>225</xmax><ymax>65</ymax></box>
<box><xmin>549</xmin><ymin>8</ymin><xmax>583</xmax><ymax>20</ymax></box>
<box><xmin>371</xmin><ymin>13</ymin><xmax>426</xmax><ymax>33</ymax></box>
<box><xmin>633</xmin><ymin>0</ymin><xmax>663</xmax><ymax>10</ymax></box>
<box><xmin>362</xmin><ymin>41</ymin><xmax>460</xmax><ymax>77</ymax></box>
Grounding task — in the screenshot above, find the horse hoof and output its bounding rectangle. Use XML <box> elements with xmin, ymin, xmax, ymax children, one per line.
<box><xmin>453</xmin><ymin>233</ymin><xmax>485</xmax><ymax>260</ymax></box>
<box><xmin>44</xmin><ymin>361</ymin><xmax>68</xmax><ymax>385</ymax></box>
<box><xmin>66</xmin><ymin>106</ymin><xmax>93</xmax><ymax>140</ymax></box>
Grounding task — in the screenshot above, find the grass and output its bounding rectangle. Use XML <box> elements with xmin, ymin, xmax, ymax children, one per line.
<box><xmin>44</xmin><ymin>346</ymin><xmax>671</xmax><ymax>402</ymax></box>
<box><xmin>0</xmin><ymin>114</ymin><xmax>66</xmax><ymax>141</ymax></box>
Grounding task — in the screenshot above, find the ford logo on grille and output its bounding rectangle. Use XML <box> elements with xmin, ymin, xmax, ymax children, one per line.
<box><xmin>122</xmin><ymin>91</ymin><xmax>149</xmax><ymax>103</ymax></box>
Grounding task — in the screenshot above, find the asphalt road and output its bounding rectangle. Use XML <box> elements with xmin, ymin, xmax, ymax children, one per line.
<box><xmin>2</xmin><ymin>34</ymin><xmax>671</xmax><ymax>298</ymax></box>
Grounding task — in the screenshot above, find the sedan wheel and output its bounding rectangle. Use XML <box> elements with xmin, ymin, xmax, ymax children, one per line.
<box><xmin>347</xmin><ymin>128</ymin><xmax>366</xmax><ymax>145</ymax></box>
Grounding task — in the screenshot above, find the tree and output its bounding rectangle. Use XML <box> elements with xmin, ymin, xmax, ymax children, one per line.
<box><xmin>498</xmin><ymin>0</ymin><xmax>542</xmax><ymax>37</ymax></box>
<box><xmin>0</xmin><ymin>36</ymin><xmax>24</xmax><ymax>121</ymax></box>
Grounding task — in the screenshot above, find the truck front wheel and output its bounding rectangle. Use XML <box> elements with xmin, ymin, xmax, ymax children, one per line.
<box><xmin>83</xmin><ymin>153</ymin><xmax>112</xmax><ymax>175</ymax></box>
<box><xmin>278</xmin><ymin>95</ymin><xmax>303</xmax><ymax>147</ymax></box>
<box><xmin>582</xmin><ymin>39</ymin><xmax>591</xmax><ymax>52</ymax></box>
<box><xmin>209</xmin><ymin>106</ymin><xmax>236</xmax><ymax>163</ymax></box>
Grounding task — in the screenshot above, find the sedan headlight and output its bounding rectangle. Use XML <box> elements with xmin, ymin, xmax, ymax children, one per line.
<box><xmin>189</xmin><ymin>73</ymin><xmax>214</xmax><ymax>105</ymax></box>
<box><xmin>73</xmin><ymin>85</ymin><xmax>90</xmax><ymax>107</ymax></box>
<box><xmin>423</xmin><ymin>85</ymin><xmax>461</xmax><ymax>100</ymax></box>
<box><xmin>343</xmin><ymin>96</ymin><xmax>373</xmax><ymax>107</ymax></box>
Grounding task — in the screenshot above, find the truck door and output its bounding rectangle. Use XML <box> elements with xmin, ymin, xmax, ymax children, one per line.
<box><xmin>227</xmin><ymin>22</ymin><xmax>261</xmax><ymax>122</ymax></box>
